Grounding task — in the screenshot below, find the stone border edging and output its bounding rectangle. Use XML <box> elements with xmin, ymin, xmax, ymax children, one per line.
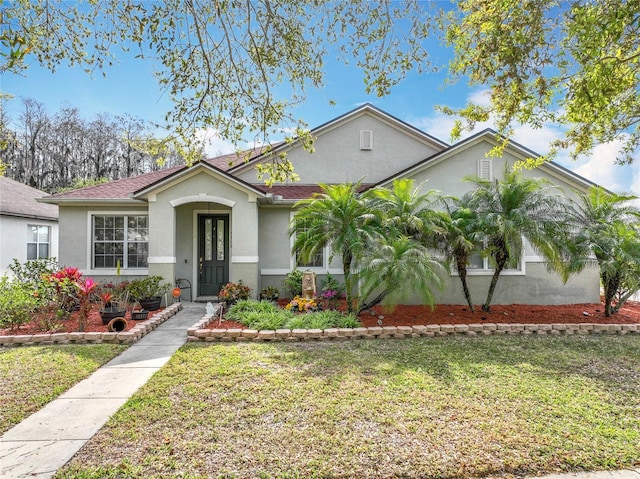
<box><xmin>0</xmin><ymin>303</ymin><xmax>184</xmax><ymax>348</ymax></box>
<box><xmin>186</xmin><ymin>304</ymin><xmax>639</xmax><ymax>342</ymax></box>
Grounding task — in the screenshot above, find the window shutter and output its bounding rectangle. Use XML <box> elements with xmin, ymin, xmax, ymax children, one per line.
<box><xmin>360</xmin><ymin>130</ymin><xmax>373</xmax><ymax>150</ymax></box>
<box><xmin>478</xmin><ymin>159</ymin><xmax>492</xmax><ymax>180</ymax></box>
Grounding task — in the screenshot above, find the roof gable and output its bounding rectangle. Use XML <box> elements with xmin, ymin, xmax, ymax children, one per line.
<box><xmin>228</xmin><ymin>103</ymin><xmax>448</xmax><ymax>178</ymax></box>
<box><xmin>371</xmin><ymin>129</ymin><xmax>600</xmax><ymax>193</ymax></box>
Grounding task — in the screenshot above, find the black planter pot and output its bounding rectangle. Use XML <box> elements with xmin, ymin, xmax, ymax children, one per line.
<box><xmin>138</xmin><ymin>297</ymin><xmax>162</xmax><ymax>311</ymax></box>
<box><xmin>100</xmin><ymin>307</ymin><xmax>127</xmax><ymax>325</ymax></box>
<box><xmin>131</xmin><ymin>309</ymin><xmax>149</xmax><ymax>321</ymax></box>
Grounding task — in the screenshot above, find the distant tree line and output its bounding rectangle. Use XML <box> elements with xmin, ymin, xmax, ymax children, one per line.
<box><xmin>0</xmin><ymin>98</ymin><xmax>190</xmax><ymax>192</ymax></box>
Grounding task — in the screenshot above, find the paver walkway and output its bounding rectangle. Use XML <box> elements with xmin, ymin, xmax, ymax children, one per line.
<box><xmin>1</xmin><ymin>301</ymin><xmax>638</xmax><ymax>479</ymax></box>
<box><xmin>0</xmin><ymin>301</ymin><xmax>204</xmax><ymax>479</ymax></box>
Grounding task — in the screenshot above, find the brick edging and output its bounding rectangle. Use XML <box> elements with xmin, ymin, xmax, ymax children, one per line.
<box><xmin>0</xmin><ymin>303</ymin><xmax>184</xmax><ymax>347</ymax></box>
<box><xmin>186</xmin><ymin>304</ymin><xmax>639</xmax><ymax>342</ymax></box>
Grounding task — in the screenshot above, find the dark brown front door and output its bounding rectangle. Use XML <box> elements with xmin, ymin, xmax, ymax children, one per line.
<box><xmin>198</xmin><ymin>215</ymin><xmax>229</xmax><ymax>296</ymax></box>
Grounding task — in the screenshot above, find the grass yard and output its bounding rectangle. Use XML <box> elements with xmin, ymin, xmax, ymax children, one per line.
<box><xmin>57</xmin><ymin>335</ymin><xmax>640</xmax><ymax>479</ymax></box>
<box><xmin>0</xmin><ymin>344</ymin><xmax>127</xmax><ymax>434</ymax></box>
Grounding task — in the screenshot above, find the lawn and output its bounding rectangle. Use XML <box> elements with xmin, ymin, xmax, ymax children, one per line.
<box><xmin>0</xmin><ymin>344</ymin><xmax>127</xmax><ymax>434</ymax></box>
<box><xmin>57</xmin><ymin>335</ymin><xmax>639</xmax><ymax>479</ymax></box>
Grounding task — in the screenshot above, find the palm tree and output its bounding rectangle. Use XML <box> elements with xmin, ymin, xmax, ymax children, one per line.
<box><xmin>366</xmin><ymin>178</ymin><xmax>444</xmax><ymax>240</ymax></box>
<box><xmin>290</xmin><ymin>181</ymin><xmax>377</xmax><ymax>313</ymax></box>
<box><xmin>567</xmin><ymin>187</ymin><xmax>640</xmax><ymax>316</ymax></box>
<box><xmin>437</xmin><ymin>194</ymin><xmax>479</xmax><ymax>312</ymax></box>
<box><xmin>358</xmin><ymin>179</ymin><xmax>447</xmax><ymax>312</ymax></box>
<box><xmin>357</xmin><ymin>235</ymin><xmax>445</xmax><ymax>313</ymax></box>
<box><xmin>467</xmin><ymin>164</ymin><xmax>570</xmax><ymax>312</ymax></box>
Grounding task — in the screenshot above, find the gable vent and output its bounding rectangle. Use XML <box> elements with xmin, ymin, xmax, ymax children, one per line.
<box><xmin>360</xmin><ymin>130</ymin><xmax>373</xmax><ymax>150</ymax></box>
<box><xmin>477</xmin><ymin>158</ymin><xmax>493</xmax><ymax>180</ymax></box>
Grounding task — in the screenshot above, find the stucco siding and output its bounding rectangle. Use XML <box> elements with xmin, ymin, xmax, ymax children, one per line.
<box><xmin>0</xmin><ymin>215</ymin><xmax>58</xmax><ymax>276</ymax></box>
<box><xmin>237</xmin><ymin>113</ymin><xmax>442</xmax><ymax>185</ymax></box>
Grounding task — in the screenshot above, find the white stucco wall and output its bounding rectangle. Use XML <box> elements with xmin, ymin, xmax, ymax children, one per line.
<box><xmin>0</xmin><ymin>215</ymin><xmax>58</xmax><ymax>276</ymax></box>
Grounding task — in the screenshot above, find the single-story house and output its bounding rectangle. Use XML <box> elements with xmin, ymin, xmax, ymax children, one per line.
<box><xmin>40</xmin><ymin>104</ymin><xmax>600</xmax><ymax>304</ymax></box>
<box><xmin>1</xmin><ymin>176</ymin><xmax>59</xmax><ymax>276</ymax></box>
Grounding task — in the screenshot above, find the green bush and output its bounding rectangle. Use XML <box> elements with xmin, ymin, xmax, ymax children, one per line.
<box><xmin>226</xmin><ymin>300</ymin><xmax>278</xmax><ymax>320</ymax></box>
<box><xmin>283</xmin><ymin>269</ymin><xmax>304</xmax><ymax>298</ymax></box>
<box><xmin>0</xmin><ymin>277</ymin><xmax>41</xmax><ymax>329</ymax></box>
<box><xmin>8</xmin><ymin>258</ymin><xmax>58</xmax><ymax>290</ymax></box>
<box><xmin>334</xmin><ymin>313</ymin><xmax>361</xmax><ymax>328</ymax></box>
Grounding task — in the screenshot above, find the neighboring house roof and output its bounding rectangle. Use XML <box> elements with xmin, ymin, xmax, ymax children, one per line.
<box><xmin>0</xmin><ymin>176</ymin><xmax>58</xmax><ymax>221</ymax></box>
<box><xmin>370</xmin><ymin>128</ymin><xmax>602</xmax><ymax>193</ymax></box>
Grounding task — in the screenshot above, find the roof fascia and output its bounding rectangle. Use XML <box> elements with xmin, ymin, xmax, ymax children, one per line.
<box><xmin>0</xmin><ymin>212</ymin><xmax>58</xmax><ymax>221</ymax></box>
<box><xmin>37</xmin><ymin>197</ymin><xmax>147</xmax><ymax>206</ymax></box>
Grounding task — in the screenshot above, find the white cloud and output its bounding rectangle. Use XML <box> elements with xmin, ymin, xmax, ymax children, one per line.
<box><xmin>194</xmin><ymin>128</ymin><xmax>237</xmax><ymax>158</ymax></box>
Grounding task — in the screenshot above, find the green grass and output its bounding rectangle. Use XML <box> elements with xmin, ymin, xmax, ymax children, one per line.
<box><xmin>56</xmin><ymin>335</ymin><xmax>640</xmax><ymax>479</ymax></box>
<box><xmin>0</xmin><ymin>344</ymin><xmax>127</xmax><ymax>434</ymax></box>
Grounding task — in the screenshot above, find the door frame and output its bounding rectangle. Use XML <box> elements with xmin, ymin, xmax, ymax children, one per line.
<box><xmin>192</xmin><ymin>208</ymin><xmax>230</xmax><ymax>298</ymax></box>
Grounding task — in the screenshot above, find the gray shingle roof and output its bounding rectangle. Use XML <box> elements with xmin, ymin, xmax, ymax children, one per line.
<box><xmin>0</xmin><ymin>177</ymin><xmax>58</xmax><ymax>220</ymax></box>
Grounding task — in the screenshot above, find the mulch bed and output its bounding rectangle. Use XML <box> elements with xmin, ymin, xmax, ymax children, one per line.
<box><xmin>0</xmin><ymin>304</ymin><xmax>164</xmax><ymax>336</ymax></box>
<box><xmin>4</xmin><ymin>301</ymin><xmax>638</xmax><ymax>337</ymax></box>
<box><xmin>206</xmin><ymin>300</ymin><xmax>640</xmax><ymax>330</ymax></box>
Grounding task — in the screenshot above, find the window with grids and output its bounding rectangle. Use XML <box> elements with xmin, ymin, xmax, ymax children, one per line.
<box><xmin>92</xmin><ymin>215</ymin><xmax>148</xmax><ymax>268</ymax></box>
<box><xmin>293</xmin><ymin>217</ymin><xmax>325</xmax><ymax>268</ymax></box>
<box><xmin>27</xmin><ymin>225</ymin><xmax>50</xmax><ymax>260</ymax></box>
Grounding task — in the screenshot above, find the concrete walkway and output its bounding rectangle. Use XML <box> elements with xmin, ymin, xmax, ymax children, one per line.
<box><xmin>0</xmin><ymin>301</ymin><xmax>204</xmax><ymax>479</ymax></box>
<box><xmin>1</xmin><ymin>301</ymin><xmax>639</xmax><ymax>479</ymax></box>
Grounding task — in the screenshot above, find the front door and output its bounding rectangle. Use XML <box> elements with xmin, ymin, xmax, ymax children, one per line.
<box><xmin>198</xmin><ymin>215</ymin><xmax>229</xmax><ymax>296</ymax></box>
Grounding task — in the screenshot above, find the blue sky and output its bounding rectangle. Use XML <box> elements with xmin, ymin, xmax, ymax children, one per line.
<box><xmin>3</xmin><ymin>36</ymin><xmax>639</xmax><ymax>200</ymax></box>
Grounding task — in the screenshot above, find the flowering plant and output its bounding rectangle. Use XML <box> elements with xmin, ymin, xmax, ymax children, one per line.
<box><xmin>218</xmin><ymin>281</ymin><xmax>251</xmax><ymax>305</ymax></box>
<box><xmin>285</xmin><ymin>296</ymin><xmax>320</xmax><ymax>313</ymax></box>
<box><xmin>74</xmin><ymin>277</ymin><xmax>97</xmax><ymax>332</ymax></box>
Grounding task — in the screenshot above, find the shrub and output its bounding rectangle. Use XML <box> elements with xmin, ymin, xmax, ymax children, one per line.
<box><xmin>321</xmin><ymin>273</ymin><xmax>344</xmax><ymax>296</ymax></box>
<box><xmin>226</xmin><ymin>300</ymin><xmax>278</xmax><ymax>320</ymax></box>
<box><xmin>0</xmin><ymin>277</ymin><xmax>41</xmax><ymax>330</ymax></box>
<box><xmin>334</xmin><ymin>313</ymin><xmax>361</xmax><ymax>328</ymax></box>
<box><xmin>283</xmin><ymin>269</ymin><xmax>304</xmax><ymax>298</ymax></box>
<box><xmin>218</xmin><ymin>281</ymin><xmax>251</xmax><ymax>305</ymax></box>
<box><xmin>127</xmin><ymin>275</ymin><xmax>169</xmax><ymax>299</ymax></box>
<box><xmin>235</xmin><ymin>310</ymin><xmax>293</xmax><ymax>330</ymax></box>
<box><xmin>8</xmin><ymin>258</ymin><xmax>58</xmax><ymax>289</ymax></box>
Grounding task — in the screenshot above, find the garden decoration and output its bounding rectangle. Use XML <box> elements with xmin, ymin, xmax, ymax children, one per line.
<box><xmin>302</xmin><ymin>271</ymin><xmax>316</xmax><ymax>299</ymax></box>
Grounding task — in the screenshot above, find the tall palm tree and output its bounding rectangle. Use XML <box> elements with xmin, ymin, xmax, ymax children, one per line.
<box><xmin>438</xmin><ymin>194</ymin><xmax>479</xmax><ymax>312</ymax></box>
<box><xmin>290</xmin><ymin>181</ymin><xmax>377</xmax><ymax>313</ymax></box>
<box><xmin>467</xmin><ymin>164</ymin><xmax>570</xmax><ymax>312</ymax></box>
<box><xmin>567</xmin><ymin>187</ymin><xmax>640</xmax><ymax>316</ymax></box>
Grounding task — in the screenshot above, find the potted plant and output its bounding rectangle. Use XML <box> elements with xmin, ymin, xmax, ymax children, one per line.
<box><xmin>130</xmin><ymin>301</ymin><xmax>149</xmax><ymax>321</ymax></box>
<box><xmin>98</xmin><ymin>283</ymin><xmax>129</xmax><ymax>325</ymax></box>
<box><xmin>218</xmin><ymin>280</ymin><xmax>251</xmax><ymax>306</ymax></box>
<box><xmin>259</xmin><ymin>285</ymin><xmax>279</xmax><ymax>302</ymax></box>
<box><xmin>127</xmin><ymin>275</ymin><xmax>169</xmax><ymax>311</ymax></box>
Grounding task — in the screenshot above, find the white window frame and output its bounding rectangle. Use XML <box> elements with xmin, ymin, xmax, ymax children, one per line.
<box><xmin>27</xmin><ymin>224</ymin><xmax>50</xmax><ymax>260</ymax></box>
<box><xmin>289</xmin><ymin>212</ymin><xmax>331</xmax><ymax>273</ymax></box>
<box><xmin>87</xmin><ymin>211</ymin><xmax>149</xmax><ymax>274</ymax></box>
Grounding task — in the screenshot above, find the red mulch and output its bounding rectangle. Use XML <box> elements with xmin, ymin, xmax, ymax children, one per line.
<box><xmin>358</xmin><ymin>302</ymin><xmax>640</xmax><ymax>327</ymax></box>
<box><xmin>0</xmin><ymin>304</ymin><xmax>164</xmax><ymax>336</ymax></box>
<box><xmin>209</xmin><ymin>300</ymin><xmax>640</xmax><ymax>330</ymax></box>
